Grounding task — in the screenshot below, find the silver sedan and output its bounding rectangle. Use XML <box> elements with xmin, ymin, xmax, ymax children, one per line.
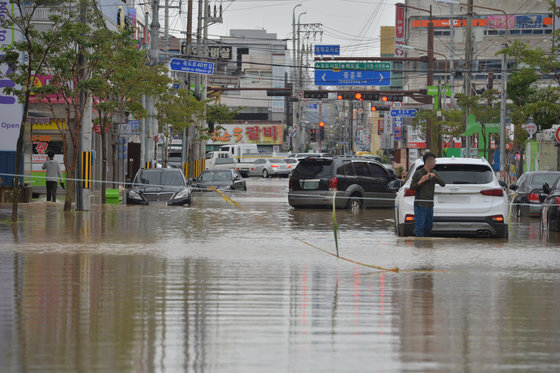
<box><xmin>251</xmin><ymin>158</ymin><xmax>293</xmax><ymax>178</ymax></box>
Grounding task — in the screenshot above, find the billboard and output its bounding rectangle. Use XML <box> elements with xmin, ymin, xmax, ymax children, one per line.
<box><xmin>0</xmin><ymin>1</ymin><xmax>22</xmax><ymax>152</ymax></box>
<box><xmin>208</xmin><ymin>124</ymin><xmax>283</xmax><ymax>145</ymax></box>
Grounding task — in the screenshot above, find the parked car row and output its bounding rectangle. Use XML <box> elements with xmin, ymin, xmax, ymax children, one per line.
<box><xmin>126</xmin><ymin>168</ymin><xmax>247</xmax><ymax>206</ymax></box>
<box><xmin>126</xmin><ymin>155</ymin><xmax>560</xmax><ymax>237</ymax></box>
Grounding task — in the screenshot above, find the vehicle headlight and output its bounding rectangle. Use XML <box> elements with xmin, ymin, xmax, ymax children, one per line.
<box><xmin>174</xmin><ymin>188</ymin><xmax>190</xmax><ymax>199</ymax></box>
<box><xmin>128</xmin><ymin>190</ymin><xmax>142</xmax><ymax>200</ymax></box>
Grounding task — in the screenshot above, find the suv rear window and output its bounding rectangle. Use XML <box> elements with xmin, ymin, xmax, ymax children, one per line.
<box><xmin>434</xmin><ymin>164</ymin><xmax>494</xmax><ymax>184</ymax></box>
<box><xmin>292</xmin><ymin>158</ymin><xmax>333</xmax><ymax>179</ymax></box>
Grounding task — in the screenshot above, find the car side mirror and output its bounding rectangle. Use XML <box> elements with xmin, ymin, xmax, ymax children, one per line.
<box><xmin>188</xmin><ymin>177</ymin><xmax>196</xmax><ymax>184</ymax></box>
<box><xmin>498</xmin><ymin>180</ymin><xmax>507</xmax><ymax>189</ymax></box>
<box><xmin>542</xmin><ymin>183</ymin><xmax>551</xmax><ymax>195</ymax></box>
<box><xmin>387</xmin><ymin>179</ymin><xmax>403</xmax><ymax>192</ymax></box>
<box><xmin>509</xmin><ymin>184</ymin><xmax>518</xmax><ymax>191</ymax></box>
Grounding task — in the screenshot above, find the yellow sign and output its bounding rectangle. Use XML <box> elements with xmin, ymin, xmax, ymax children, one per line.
<box><xmin>32</xmin><ymin>120</ymin><xmax>66</xmax><ymax>131</ymax></box>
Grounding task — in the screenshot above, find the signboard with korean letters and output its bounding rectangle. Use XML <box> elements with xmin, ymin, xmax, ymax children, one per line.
<box><xmin>207</xmin><ymin>124</ymin><xmax>283</xmax><ymax>145</ymax></box>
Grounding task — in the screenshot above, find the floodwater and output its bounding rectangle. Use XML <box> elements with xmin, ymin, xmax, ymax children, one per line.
<box><xmin>1</xmin><ymin>178</ymin><xmax>559</xmax><ymax>372</ymax></box>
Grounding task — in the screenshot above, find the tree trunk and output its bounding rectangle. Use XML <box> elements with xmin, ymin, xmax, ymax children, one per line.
<box><xmin>12</xmin><ymin>91</ymin><xmax>32</xmax><ymax>222</ymax></box>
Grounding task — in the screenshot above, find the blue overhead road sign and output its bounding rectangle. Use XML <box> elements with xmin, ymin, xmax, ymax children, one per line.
<box><xmin>390</xmin><ymin>109</ymin><xmax>417</xmax><ymax>117</ymax></box>
<box><xmin>314</xmin><ymin>70</ymin><xmax>391</xmax><ymax>86</ymax></box>
<box><xmin>170</xmin><ymin>58</ymin><xmax>215</xmax><ymax>75</ymax></box>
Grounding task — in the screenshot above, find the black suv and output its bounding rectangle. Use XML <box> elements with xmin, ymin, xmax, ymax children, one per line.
<box><xmin>288</xmin><ymin>156</ymin><xmax>403</xmax><ymax>209</ymax></box>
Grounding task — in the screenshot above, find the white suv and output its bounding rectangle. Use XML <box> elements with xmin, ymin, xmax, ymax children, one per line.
<box><xmin>394</xmin><ymin>157</ymin><xmax>509</xmax><ymax>238</ymax></box>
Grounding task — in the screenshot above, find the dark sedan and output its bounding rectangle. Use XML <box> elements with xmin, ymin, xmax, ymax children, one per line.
<box><xmin>510</xmin><ymin>171</ymin><xmax>560</xmax><ymax>217</ymax></box>
<box><xmin>190</xmin><ymin>169</ymin><xmax>247</xmax><ymax>192</ymax></box>
<box><xmin>126</xmin><ymin>168</ymin><xmax>192</xmax><ymax>206</ymax></box>
<box><xmin>541</xmin><ymin>178</ymin><xmax>560</xmax><ymax>231</ymax></box>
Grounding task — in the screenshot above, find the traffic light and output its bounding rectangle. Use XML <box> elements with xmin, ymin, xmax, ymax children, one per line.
<box><xmin>371</xmin><ymin>105</ymin><xmax>390</xmax><ymax>112</ymax></box>
<box><xmin>319</xmin><ymin>122</ymin><xmax>325</xmax><ymax>141</ymax></box>
<box><xmin>381</xmin><ymin>94</ymin><xmax>403</xmax><ymax>102</ymax></box>
<box><xmin>266</xmin><ymin>89</ymin><xmax>291</xmax><ymax>96</ymax></box>
<box><xmin>337</xmin><ymin>92</ymin><xmax>380</xmax><ymax>101</ymax></box>
<box><xmin>304</xmin><ymin>90</ymin><xmax>328</xmax><ymax>99</ymax></box>
<box><xmin>310</xmin><ymin>128</ymin><xmax>317</xmax><ymax>142</ymax></box>
<box><xmin>337</xmin><ymin>92</ymin><xmax>354</xmax><ymax>100</ymax></box>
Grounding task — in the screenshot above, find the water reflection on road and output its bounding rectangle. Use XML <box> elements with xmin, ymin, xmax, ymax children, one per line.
<box><xmin>0</xmin><ymin>177</ymin><xmax>559</xmax><ymax>372</ymax></box>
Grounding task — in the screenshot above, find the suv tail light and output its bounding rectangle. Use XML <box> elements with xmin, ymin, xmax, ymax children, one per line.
<box><xmin>490</xmin><ymin>215</ymin><xmax>504</xmax><ymax>222</ymax></box>
<box><xmin>528</xmin><ymin>193</ymin><xmax>540</xmax><ymax>203</ymax></box>
<box><xmin>289</xmin><ymin>178</ymin><xmax>293</xmax><ymax>191</ymax></box>
<box><xmin>555</xmin><ymin>197</ymin><xmax>560</xmax><ymax>205</ymax></box>
<box><xmin>480</xmin><ymin>188</ymin><xmax>504</xmax><ymax>197</ymax></box>
<box><xmin>404</xmin><ymin>188</ymin><xmax>416</xmax><ymax>197</ymax></box>
<box><xmin>405</xmin><ymin>214</ymin><xmax>415</xmax><ymax>222</ymax></box>
<box><xmin>328</xmin><ymin>177</ymin><xmax>338</xmax><ymax>190</ymax></box>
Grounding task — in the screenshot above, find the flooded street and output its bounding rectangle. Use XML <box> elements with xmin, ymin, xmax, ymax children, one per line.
<box><xmin>1</xmin><ymin>177</ymin><xmax>560</xmax><ymax>372</ymax></box>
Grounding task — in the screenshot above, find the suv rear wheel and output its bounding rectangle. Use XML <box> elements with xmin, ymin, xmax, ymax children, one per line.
<box><xmin>347</xmin><ymin>194</ymin><xmax>362</xmax><ymax>210</ymax></box>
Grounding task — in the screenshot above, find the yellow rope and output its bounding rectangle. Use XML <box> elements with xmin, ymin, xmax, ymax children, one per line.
<box><xmin>209</xmin><ymin>186</ymin><xmax>399</xmax><ymax>273</ymax></box>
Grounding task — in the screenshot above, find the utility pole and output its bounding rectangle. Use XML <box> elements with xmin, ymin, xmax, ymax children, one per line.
<box><xmin>464</xmin><ymin>0</ymin><xmax>473</xmax><ymax>156</ymax></box>
<box><xmin>77</xmin><ymin>0</ymin><xmax>92</xmax><ymax>210</ymax></box>
<box><xmin>146</xmin><ymin>0</ymin><xmax>160</xmax><ymax>167</ymax></box>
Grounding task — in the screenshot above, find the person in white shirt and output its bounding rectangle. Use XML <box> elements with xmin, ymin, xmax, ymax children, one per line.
<box><xmin>42</xmin><ymin>151</ymin><xmax>63</xmax><ymax>202</ymax></box>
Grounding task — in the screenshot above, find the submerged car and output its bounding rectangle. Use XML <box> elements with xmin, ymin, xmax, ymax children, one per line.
<box><xmin>541</xmin><ymin>178</ymin><xmax>560</xmax><ymax>231</ymax></box>
<box><xmin>288</xmin><ymin>156</ymin><xmax>403</xmax><ymax>209</ymax></box>
<box><xmin>394</xmin><ymin>157</ymin><xmax>508</xmax><ymax>238</ymax></box>
<box><xmin>126</xmin><ymin>168</ymin><xmax>192</xmax><ymax>206</ymax></box>
<box><xmin>510</xmin><ymin>171</ymin><xmax>560</xmax><ymax>217</ymax></box>
<box><xmin>190</xmin><ymin>169</ymin><xmax>247</xmax><ymax>191</ymax></box>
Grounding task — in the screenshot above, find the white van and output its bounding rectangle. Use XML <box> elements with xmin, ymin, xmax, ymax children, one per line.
<box><xmin>220</xmin><ymin>144</ymin><xmax>259</xmax><ymax>161</ymax></box>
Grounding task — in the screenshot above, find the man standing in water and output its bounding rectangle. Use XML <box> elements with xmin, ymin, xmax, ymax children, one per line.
<box><xmin>42</xmin><ymin>151</ymin><xmax>63</xmax><ymax>202</ymax></box>
<box><xmin>410</xmin><ymin>152</ymin><xmax>445</xmax><ymax>237</ymax></box>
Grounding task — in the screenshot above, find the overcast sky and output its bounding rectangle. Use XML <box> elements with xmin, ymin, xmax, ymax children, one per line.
<box><xmin>178</xmin><ymin>0</ymin><xmax>400</xmax><ymax>56</ymax></box>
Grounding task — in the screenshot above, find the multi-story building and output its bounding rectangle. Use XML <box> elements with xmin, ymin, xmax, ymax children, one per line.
<box><xmin>206</xmin><ymin>29</ymin><xmax>289</xmax><ymax>152</ymax></box>
<box><xmin>401</xmin><ymin>0</ymin><xmax>552</xmax><ymax>97</ymax></box>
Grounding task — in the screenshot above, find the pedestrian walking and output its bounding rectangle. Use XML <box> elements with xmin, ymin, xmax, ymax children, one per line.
<box><xmin>410</xmin><ymin>152</ymin><xmax>445</xmax><ymax>237</ymax></box>
<box><xmin>42</xmin><ymin>151</ymin><xmax>63</xmax><ymax>202</ymax></box>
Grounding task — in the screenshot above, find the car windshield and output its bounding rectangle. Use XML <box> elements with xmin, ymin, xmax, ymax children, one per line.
<box><xmin>135</xmin><ymin>170</ymin><xmax>185</xmax><ymax>186</ymax></box>
<box><xmin>284</xmin><ymin>159</ymin><xmax>297</xmax><ymax>163</ymax></box>
<box><xmin>292</xmin><ymin>158</ymin><xmax>333</xmax><ymax>179</ymax></box>
<box><xmin>434</xmin><ymin>164</ymin><xmax>494</xmax><ymax>184</ymax></box>
<box><xmin>531</xmin><ymin>173</ymin><xmax>560</xmax><ymax>187</ymax></box>
<box><xmin>199</xmin><ymin>171</ymin><xmax>232</xmax><ymax>182</ymax></box>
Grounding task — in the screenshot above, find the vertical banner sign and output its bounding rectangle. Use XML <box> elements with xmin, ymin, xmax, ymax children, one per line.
<box><xmin>556</xmin><ymin>0</ymin><xmax>560</xmax><ymax>33</ymax></box>
<box><xmin>395</xmin><ymin>4</ymin><xmax>406</xmax><ymax>57</ymax></box>
<box><xmin>393</xmin><ymin>117</ymin><xmax>403</xmax><ymax>141</ymax></box>
<box><xmin>0</xmin><ymin>2</ymin><xmax>22</xmax><ymax>152</ymax></box>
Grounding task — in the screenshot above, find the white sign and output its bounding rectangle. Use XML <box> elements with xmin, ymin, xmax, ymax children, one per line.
<box><xmin>119</xmin><ymin>123</ymin><xmax>132</xmax><ymax>137</ymax></box>
<box><xmin>0</xmin><ymin>4</ymin><xmax>23</xmax><ymax>152</ymax></box>
<box><xmin>555</xmin><ymin>126</ymin><xmax>560</xmax><ymax>143</ymax></box>
<box><xmin>525</xmin><ymin>122</ymin><xmax>537</xmax><ymax>135</ymax></box>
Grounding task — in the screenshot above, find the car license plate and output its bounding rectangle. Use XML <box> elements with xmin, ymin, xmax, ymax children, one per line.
<box><xmin>438</xmin><ymin>195</ymin><xmax>469</xmax><ymax>204</ymax></box>
<box><xmin>303</xmin><ymin>180</ymin><xmax>319</xmax><ymax>189</ymax></box>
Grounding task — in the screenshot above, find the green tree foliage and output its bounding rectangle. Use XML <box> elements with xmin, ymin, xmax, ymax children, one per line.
<box><xmin>412</xmin><ymin>107</ymin><xmax>463</xmax><ymax>157</ymax></box>
<box><xmin>456</xmin><ymin>90</ymin><xmax>500</xmax><ymax>160</ymax></box>
<box><xmin>90</xmin><ymin>28</ymin><xmax>170</xmax><ymax>197</ymax></box>
<box><xmin>1</xmin><ymin>0</ymin><xmax>77</xmax><ymax>219</ymax></box>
